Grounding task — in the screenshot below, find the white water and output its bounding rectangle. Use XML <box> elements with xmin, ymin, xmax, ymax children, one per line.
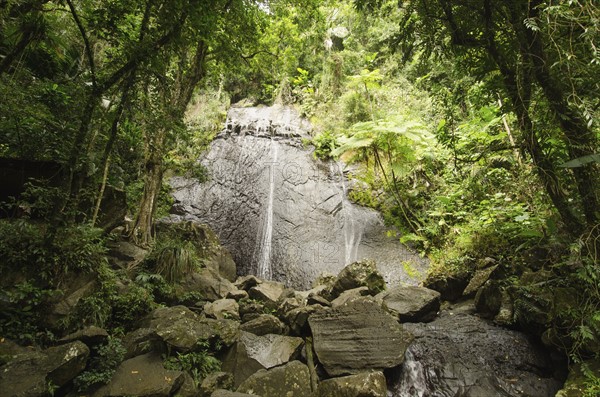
<box><xmin>336</xmin><ymin>162</ymin><xmax>362</xmax><ymax>265</ymax></box>
<box><xmin>257</xmin><ymin>139</ymin><xmax>279</xmax><ymax>279</ymax></box>
<box><xmin>391</xmin><ymin>349</ymin><xmax>429</xmax><ymax>397</ymax></box>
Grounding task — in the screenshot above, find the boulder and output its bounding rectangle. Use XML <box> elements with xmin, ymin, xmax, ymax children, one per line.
<box><xmin>463</xmin><ymin>264</ymin><xmax>500</xmax><ymax>297</ymax></box>
<box><xmin>139</xmin><ymin>306</ymin><xmax>239</xmax><ymax>352</ymax></box>
<box><xmin>204</xmin><ymin>299</ymin><xmax>240</xmax><ymax>321</ymax></box>
<box><xmin>378</xmin><ymin>286</ymin><xmax>440</xmax><ymax>322</ymax></box>
<box><xmin>284</xmin><ymin>304</ymin><xmax>326</xmax><ymax>336</ymax></box>
<box><xmin>317</xmin><ymin>371</ymin><xmax>387</xmax><ymax>397</ymax></box>
<box><xmin>331</xmin><ymin>286</ymin><xmax>370</xmax><ymax>308</ymax></box>
<box><xmin>0</xmin><ymin>341</ymin><xmax>89</xmax><ymax>397</ymax></box>
<box><xmin>329</xmin><ymin>260</ymin><xmax>386</xmax><ymax>300</ymax></box>
<box><xmin>235</xmin><ymin>275</ymin><xmax>262</xmax><ymax>291</ymax></box>
<box><xmin>122</xmin><ymin>328</ymin><xmax>161</xmax><ymax>358</ymax></box>
<box><xmin>388</xmin><ymin>310</ymin><xmax>564</xmax><ymax>397</ymax></box>
<box><xmin>240</xmin><ymin>314</ymin><xmax>287</xmax><ymax>336</ymax></box>
<box><xmin>107</xmin><ymin>240</ymin><xmax>149</xmax><ymax>271</ymax></box>
<box><xmin>249</xmin><ymin>280</ymin><xmax>286</xmax><ymax>309</ymax></box>
<box><xmin>309</xmin><ymin>298</ymin><xmax>413</xmax><ymax>376</ymax></box>
<box><xmin>178</xmin><ymin>268</ymin><xmax>237</xmax><ymax>302</ymax></box>
<box><xmin>57</xmin><ymin>325</ymin><xmax>109</xmax><ymax>347</ymax></box>
<box><xmin>212</xmin><ymin>390</ymin><xmax>255</xmax><ymax>397</ymax></box>
<box><xmin>555</xmin><ymin>360</ymin><xmax>600</xmax><ymax>397</ymax></box>
<box><xmin>423</xmin><ymin>272</ymin><xmax>469</xmax><ymax>301</ymax></box>
<box><xmin>474</xmin><ymin>280</ymin><xmax>502</xmax><ymax>319</ymax></box>
<box><xmin>222</xmin><ymin>331</ymin><xmax>304</xmax><ymax>387</ymax></box>
<box><xmin>236</xmin><ymin>360</ymin><xmax>312</xmax><ymax>397</ymax></box>
<box><xmin>227</xmin><ymin>289</ymin><xmax>249</xmax><ymax>300</ymax></box>
<box><xmin>93</xmin><ymin>353</ymin><xmax>184</xmax><ymax>397</ymax></box>
<box><xmin>200</xmin><ymin>372</ymin><xmax>234</xmax><ymax>397</ymax></box>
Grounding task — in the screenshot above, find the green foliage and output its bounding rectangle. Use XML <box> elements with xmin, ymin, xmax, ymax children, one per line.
<box><xmin>0</xmin><ymin>281</ymin><xmax>56</xmax><ymax>344</ymax></box>
<box><xmin>311</xmin><ymin>130</ymin><xmax>338</xmax><ymax>160</ymax></box>
<box><xmin>74</xmin><ymin>336</ymin><xmax>126</xmax><ymax>392</ymax></box>
<box><xmin>163</xmin><ymin>341</ymin><xmax>221</xmax><ymax>386</ymax></box>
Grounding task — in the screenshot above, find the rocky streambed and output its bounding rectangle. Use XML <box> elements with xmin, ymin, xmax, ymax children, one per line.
<box><xmin>0</xmin><ymin>234</ymin><xmax>565</xmax><ymax>396</ymax></box>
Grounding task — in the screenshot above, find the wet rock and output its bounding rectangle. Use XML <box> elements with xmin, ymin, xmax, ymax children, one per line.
<box><xmin>139</xmin><ymin>306</ymin><xmax>239</xmax><ymax>352</ymax></box>
<box><xmin>168</xmin><ymin>105</ymin><xmax>428</xmax><ymax>290</ymax></box>
<box><xmin>389</xmin><ymin>310</ymin><xmax>564</xmax><ymax>397</ymax></box>
<box><xmin>236</xmin><ymin>360</ymin><xmax>312</xmax><ymax>397</ymax></box>
<box><xmin>330</xmin><ymin>260</ymin><xmax>386</xmax><ymax>300</ymax></box>
<box><xmin>309</xmin><ymin>298</ymin><xmax>412</xmax><ymax>376</ymax></box>
<box><xmin>378</xmin><ymin>286</ymin><xmax>440</xmax><ymax>322</ymax></box>
<box><xmin>200</xmin><ymin>372</ymin><xmax>234</xmax><ymax>397</ymax></box>
<box><xmin>93</xmin><ymin>353</ymin><xmax>183</xmax><ymax>397</ymax></box>
<box><xmin>474</xmin><ymin>280</ymin><xmax>502</xmax><ymax>319</ymax></box>
<box><xmin>222</xmin><ymin>332</ymin><xmax>304</xmax><ymax>387</ymax></box>
<box><xmin>240</xmin><ymin>314</ymin><xmax>287</xmax><ymax>335</ymax></box>
<box><xmin>204</xmin><ymin>299</ymin><xmax>240</xmax><ymax>321</ymax></box>
<box><xmin>0</xmin><ymin>341</ymin><xmax>89</xmax><ymax>397</ymax></box>
<box><xmin>317</xmin><ymin>371</ymin><xmax>387</xmax><ymax>397</ymax></box>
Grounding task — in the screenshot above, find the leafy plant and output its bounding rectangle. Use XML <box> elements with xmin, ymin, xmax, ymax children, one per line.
<box><xmin>74</xmin><ymin>336</ymin><xmax>126</xmax><ymax>392</ymax></box>
<box><xmin>163</xmin><ymin>341</ymin><xmax>221</xmax><ymax>386</ymax></box>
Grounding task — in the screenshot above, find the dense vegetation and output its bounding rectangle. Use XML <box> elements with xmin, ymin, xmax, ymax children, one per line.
<box><xmin>0</xmin><ymin>0</ymin><xmax>599</xmax><ymax>393</ymax></box>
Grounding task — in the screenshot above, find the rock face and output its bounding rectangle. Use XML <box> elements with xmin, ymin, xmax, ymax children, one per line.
<box><xmin>389</xmin><ymin>309</ymin><xmax>564</xmax><ymax>397</ymax></box>
<box><xmin>309</xmin><ymin>298</ymin><xmax>413</xmax><ymax>376</ymax></box>
<box><xmin>168</xmin><ymin>105</ymin><xmax>427</xmax><ymax>289</ymax></box>
<box><xmin>378</xmin><ymin>286</ymin><xmax>441</xmax><ymax>322</ymax></box>
<box><xmin>236</xmin><ymin>360</ymin><xmax>312</xmax><ymax>397</ymax></box>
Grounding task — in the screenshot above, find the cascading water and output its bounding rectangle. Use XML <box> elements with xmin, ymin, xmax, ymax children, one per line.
<box><xmin>256</xmin><ymin>139</ymin><xmax>279</xmax><ymax>279</ymax></box>
<box><xmin>169</xmin><ymin>104</ymin><xmax>428</xmax><ymax>289</ymax></box>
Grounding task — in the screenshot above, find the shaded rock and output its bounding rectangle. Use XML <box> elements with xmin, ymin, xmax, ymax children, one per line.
<box><xmin>331</xmin><ymin>286</ymin><xmax>370</xmax><ymax>308</ymax></box>
<box><xmin>240</xmin><ymin>314</ymin><xmax>287</xmax><ymax>335</ymax></box>
<box><xmin>57</xmin><ymin>325</ymin><xmax>109</xmax><ymax>347</ymax></box>
<box><xmin>284</xmin><ymin>304</ymin><xmax>326</xmax><ymax>336</ymax></box>
<box><xmin>0</xmin><ymin>341</ymin><xmax>89</xmax><ymax>397</ymax></box>
<box><xmin>174</xmin><ymin>372</ymin><xmax>199</xmax><ymax>397</ymax></box>
<box><xmin>312</xmin><ymin>272</ymin><xmax>336</xmax><ymax>289</ymax></box>
<box><xmin>107</xmin><ymin>240</ymin><xmax>149</xmax><ymax>271</ymax></box>
<box><xmin>423</xmin><ymin>272</ymin><xmax>469</xmax><ymax>301</ymax></box>
<box><xmin>249</xmin><ymin>280</ymin><xmax>285</xmax><ymax>309</ymax></box>
<box><xmin>178</xmin><ymin>268</ymin><xmax>236</xmax><ymax>302</ymax></box>
<box><xmin>122</xmin><ymin>328</ymin><xmax>161</xmax><ymax>359</ymax></box>
<box><xmin>237</xmin><ymin>360</ymin><xmax>312</xmax><ymax>397</ymax></box>
<box><xmin>94</xmin><ymin>353</ymin><xmax>183</xmax><ymax>397</ymax></box>
<box><xmin>555</xmin><ymin>360</ymin><xmax>600</xmax><ymax>397</ymax></box>
<box><xmin>48</xmin><ymin>277</ymin><xmax>96</xmax><ymax>325</ymax></box>
<box><xmin>200</xmin><ymin>372</ymin><xmax>234</xmax><ymax>397</ymax></box>
<box><xmin>463</xmin><ymin>264</ymin><xmax>500</xmax><ymax>297</ymax></box>
<box><xmin>317</xmin><ymin>371</ymin><xmax>387</xmax><ymax>397</ymax></box>
<box><xmin>212</xmin><ymin>390</ymin><xmax>255</xmax><ymax>397</ymax></box>
<box><xmin>307</xmin><ymin>294</ymin><xmax>331</xmax><ymax>307</ymax></box>
<box><xmin>206</xmin><ymin>248</ymin><xmax>238</xmax><ymax>282</ymax></box>
<box><xmin>330</xmin><ymin>260</ymin><xmax>386</xmax><ymax>300</ymax></box>
<box><xmin>235</xmin><ymin>275</ymin><xmax>261</xmax><ymax>291</ymax></box>
<box><xmin>204</xmin><ymin>299</ymin><xmax>240</xmax><ymax>321</ymax></box>
<box><xmin>474</xmin><ymin>280</ymin><xmax>502</xmax><ymax>319</ymax></box>
<box><xmin>389</xmin><ymin>310</ymin><xmax>564</xmax><ymax>397</ymax></box>
<box><xmin>278</xmin><ymin>296</ymin><xmax>304</xmax><ymax>316</ymax></box>
<box><xmin>139</xmin><ymin>306</ymin><xmax>239</xmax><ymax>352</ymax></box>
<box><xmin>222</xmin><ymin>331</ymin><xmax>304</xmax><ymax>387</ymax></box>
<box><xmin>309</xmin><ymin>298</ymin><xmax>412</xmax><ymax>376</ymax></box>
<box><xmin>494</xmin><ymin>288</ymin><xmax>515</xmax><ymax>326</ymax></box>
<box><xmin>0</xmin><ymin>338</ymin><xmax>29</xmax><ymax>366</ymax></box>
<box><xmin>378</xmin><ymin>286</ymin><xmax>440</xmax><ymax>322</ymax></box>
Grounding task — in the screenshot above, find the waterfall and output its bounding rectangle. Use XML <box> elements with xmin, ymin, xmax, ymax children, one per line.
<box><xmin>336</xmin><ymin>162</ymin><xmax>361</xmax><ymax>265</ymax></box>
<box><xmin>257</xmin><ymin>139</ymin><xmax>279</xmax><ymax>279</ymax></box>
<box><xmin>391</xmin><ymin>349</ymin><xmax>429</xmax><ymax>397</ymax></box>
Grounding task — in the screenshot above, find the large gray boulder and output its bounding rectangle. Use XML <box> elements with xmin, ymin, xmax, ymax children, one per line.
<box><xmin>309</xmin><ymin>298</ymin><xmax>413</xmax><ymax>376</ymax></box>
<box><xmin>177</xmin><ymin>268</ymin><xmax>237</xmax><ymax>302</ymax></box>
<box><xmin>317</xmin><ymin>371</ymin><xmax>387</xmax><ymax>397</ymax></box>
<box><xmin>240</xmin><ymin>314</ymin><xmax>287</xmax><ymax>335</ymax></box>
<box><xmin>93</xmin><ymin>353</ymin><xmax>184</xmax><ymax>397</ymax></box>
<box><xmin>138</xmin><ymin>306</ymin><xmax>239</xmax><ymax>352</ymax></box>
<box><xmin>248</xmin><ymin>280</ymin><xmax>286</xmax><ymax>309</ymax></box>
<box><xmin>0</xmin><ymin>341</ymin><xmax>89</xmax><ymax>397</ymax></box>
<box><xmin>378</xmin><ymin>286</ymin><xmax>441</xmax><ymax>322</ymax></box>
<box><xmin>168</xmin><ymin>105</ymin><xmax>428</xmax><ymax>289</ymax></box>
<box><xmin>200</xmin><ymin>372</ymin><xmax>234</xmax><ymax>397</ymax></box>
<box><xmin>222</xmin><ymin>331</ymin><xmax>304</xmax><ymax>387</ymax></box>
<box><xmin>389</xmin><ymin>309</ymin><xmax>564</xmax><ymax>397</ymax></box>
<box><xmin>204</xmin><ymin>299</ymin><xmax>240</xmax><ymax>321</ymax></box>
<box><xmin>236</xmin><ymin>360</ymin><xmax>312</xmax><ymax>397</ymax></box>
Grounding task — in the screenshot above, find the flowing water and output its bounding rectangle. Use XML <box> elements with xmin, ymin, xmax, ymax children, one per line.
<box><xmin>256</xmin><ymin>139</ymin><xmax>279</xmax><ymax>279</ymax></box>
